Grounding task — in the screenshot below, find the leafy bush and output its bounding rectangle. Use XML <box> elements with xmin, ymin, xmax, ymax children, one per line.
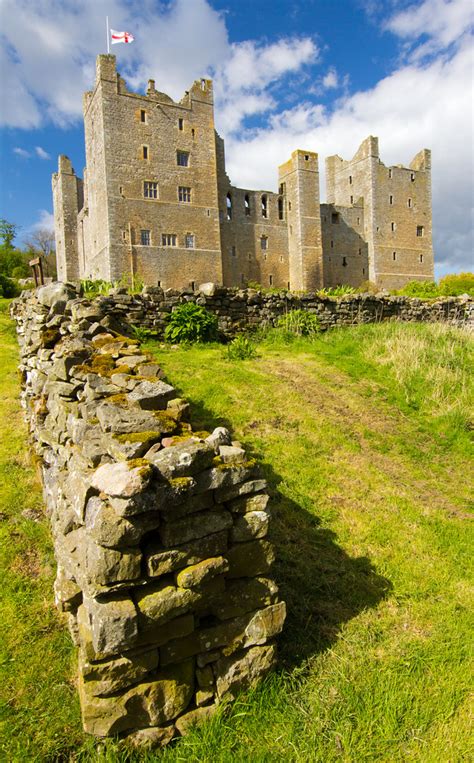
<box><xmin>130</xmin><ymin>325</ymin><xmax>154</xmax><ymax>342</ymax></box>
<box><xmin>395</xmin><ymin>280</ymin><xmax>440</xmax><ymax>298</ymax></box>
<box><xmin>317</xmin><ymin>285</ymin><xmax>356</xmax><ymax>297</ymax></box>
<box><xmin>80</xmin><ymin>279</ymin><xmax>112</xmax><ymax>299</ymax></box>
<box><xmin>277</xmin><ymin>309</ymin><xmax>320</xmax><ymax>337</ymax></box>
<box><xmin>0</xmin><ymin>274</ymin><xmax>20</xmax><ymax>298</ymax></box>
<box><xmin>225</xmin><ymin>335</ymin><xmax>258</xmax><ymax>360</ymax></box>
<box><xmin>164</xmin><ymin>302</ymin><xmax>218</xmax><ymax>343</ymax></box>
<box><xmin>355</xmin><ymin>280</ymin><xmax>379</xmax><ymax>294</ymax></box>
<box><xmin>439</xmin><ymin>272</ymin><xmax>474</xmax><ymax>297</ymax></box>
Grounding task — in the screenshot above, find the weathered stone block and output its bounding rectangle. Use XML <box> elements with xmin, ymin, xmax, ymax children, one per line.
<box><xmin>85</xmin><ymin>496</ymin><xmax>152</xmax><ymax>548</ymax></box>
<box><xmin>176</xmin><ymin>556</ymin><xmax>229</xmax><ymax>590</ymax></box>
<box><xmin>91</xmin><ymin>461</ymin><xmax>154</xmax><ymax>498</ymax></box>
<box><xmin>80</xmin><ymin>648</ymin><xmax>159</xmax><ymax>696</ymax></box>
<box><xmin>160</xmin><ymin>510</ymin><xmax>232</xmax><ymax>547</ymax></box>
<box><xmin>226</xmin><ymin>540</ymin><xmax>275</xmax><ymax>578</ymax></box>
<box><xmin>211</xmin><ymin>577</ymin><xmax>279</xmax><ymax>620</ymax></box>
<box><xmin>215</xmin><ymin>479</ymin><xmax>268</xmax><ymax>503</ymax></box>
<box><xmin>84</xmin><ymin>596</ymin><xmax>139</xmax><ymax>656</ymax></box>
<box><xmin>214</xmin><ymin>644</ymin><xmax>277</xmax><ymax>700</ymax></box>
<box><xmin>145</xmin><ymin>530</ymin><xmax>228</xmax><ymax>577</ymax></box>
<box><xmin>218</xmin><ymin>445</ymin><xmax>246</xmax><ymax>464</ymax></box>
<box><xmin>85</xmin><ymin>539</ymin><xmax>142</xmax><ymax>587</ymax></box>
<box><xmin>147</xmin><ymin>441</ymin><xmax>215</xmax><ymax>479</ymax></box>
<box><xmin>230</xmin><ymin>510</ymin><xmax>269</xmax><ymax>542</ymax></box>
<box><xmin>175</xmin><ymin>703</ymin><xmax>217</xmax><ymax>735</ymax></box>
<box><xmin>135</xmin><ymin>582</ymin><xmax>195</xmax><ymax>628</ymax></box>
<box><xmin>128</xmin><ymin>380</ymin><xmax>175</xmax><ymax>410</ymax></box>
<box><xmin>96</xmin><ymin>402</ymin><xmax>177</xmax><ymax>435</ymax></box>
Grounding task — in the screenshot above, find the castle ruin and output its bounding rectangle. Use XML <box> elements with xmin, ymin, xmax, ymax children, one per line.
<box><xmin>53</xmin><ymin>55</ymin><xmax>434</xmax><ymax>291</ymax></box>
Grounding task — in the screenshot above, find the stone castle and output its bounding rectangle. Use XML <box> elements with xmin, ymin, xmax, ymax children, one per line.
<box><xmin>53</xmin><ymin>55</ymin><xmax>434</xmax><ymax>292</ymax></box>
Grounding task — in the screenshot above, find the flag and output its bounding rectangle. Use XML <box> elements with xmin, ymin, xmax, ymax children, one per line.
<box><xmin>111</xmin><ymin>29</ymin><xmax>134</xmax><ymax>44</ymax></box>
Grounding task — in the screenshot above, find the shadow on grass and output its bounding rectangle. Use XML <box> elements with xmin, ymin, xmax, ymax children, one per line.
<box><xmin>169</xmin><ymin>391</ymin><xmax>392</xmax><ymax>670</ymax></box>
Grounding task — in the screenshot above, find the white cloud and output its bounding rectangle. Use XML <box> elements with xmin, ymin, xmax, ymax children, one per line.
<box><xmin>322</xmin><ymin>68</ymin><xmax>338</xmax><ymax>89</ymax></box>
<box><xmin>32</xmin><ymin>209</ymin><xmax>54</xmax><ymax>233</ymax></box>
<box><xmin>13</xmin><ymin>146</ymin><xmax>30</xmax><ymax>158</ymax></box>
<box><xmin>35</xmin><ymin>146</ymin><xmax>51</xmax><ymax>159</ymax></box>
<box><xmin>385</xmin><ymin>0</ymin><xmax>474</xmax><ymax>60</ymax></box>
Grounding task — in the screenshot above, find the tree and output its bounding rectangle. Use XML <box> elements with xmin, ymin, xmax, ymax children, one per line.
<box><xmin>0</xmin><ymin>218</ymin><xmax>28</xmax><ymax>277</ymax></box>
<box><xmin>25</xmin><ymin>228</ymin><xmax>57</xmax><ymax>278</ymax></box>
<box><xmin>0</xmin><ymin>219</ymin><xmax>18</xmax><ymax>248</ymax></box>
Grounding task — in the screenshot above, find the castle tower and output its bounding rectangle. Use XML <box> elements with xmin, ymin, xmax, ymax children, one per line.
<box><xmin>52</xmin><ymin>155</ymin><xmax>83</xmax><ymax>281</ymax></box>
<box><xmin>79</xmin><ymin>54</ymin><xmax>223</xmax><ymax>287</ymax></box>
<box><xmin>326</xmin><ymin>136</ymin><xmax>434</xmax><ymax>289</ymax></box>
<box><xmin>279</xmin><ymin>150</ymin><xmax>323</xmax><ymax>291</ymax></box>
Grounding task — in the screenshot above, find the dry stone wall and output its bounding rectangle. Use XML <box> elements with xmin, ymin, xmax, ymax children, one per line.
<box><xmin>83</xmin><ymin>284</ymin><xmax>473</xmax><ymax>339</ymax></box>
<box><xmin>12</xmin><ymin>283</ymin><xmax>285</xmax><ymax>746</ymax></box>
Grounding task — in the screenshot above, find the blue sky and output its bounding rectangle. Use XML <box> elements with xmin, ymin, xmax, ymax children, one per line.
<box><xmin>0</xmin><ymin>0</ymin><xmax>473</xmax><ymax>276</ymax></box>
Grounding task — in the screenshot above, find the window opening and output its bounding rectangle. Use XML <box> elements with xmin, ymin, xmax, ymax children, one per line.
<box><xmin>278</xmin><ymin>197</ymin><xmax>284</xmax><ymax>220</ymax></box>
<box><xmin>177</xmin><ymin>150</ymin><xmax>189</xmax><ymax>167</ymax></box>
<box><xmin>342</xmin><ymin>257</ymin><xmax>347</xmax><ymax>267</ymax></box>
<box><xmin>269</xmin><ymin>275</ymin><xmax>273</xmax><ymax>285</ymax></box>
<box><xmin>330</xmin><ymin>240</ymin><xmax>334</xmax><ymax>249</ymax></box>
<box><xmin>140</xmin><ymin>110</ymin><xmax>146</xmax><ymax>123</ymax></box>
<box><xmin>226</xmin><ymin>193</ymin><xmax>232</xmax><ymax>220</ymax></box>
<box><xmin>178</xmin><ymin>118</ymin><xmax>184</xmax><ymax>130</ymax></box>
<box><xmin>391</xmin><ymin>221</ymin><xmax>396</xmax><ymax>231</ymax></box>
<box><xmin>389</xmin><ymin>195</ymin><xmax>393</xmax><ymax>205</ymax></box>
<box><xmin>393</xmin><ymin>251</ymin><xmax>396</xmax><ymax>261</ymax></box>
<box><xmin>231</xmin><ymin>246</ymin><xmax>236</xmax><ymax>257</ymax></box>
<box><xmin>185</xmin><ymin>234</ymin><xmax>195</xmax><ymax>248</ymax></box>
<box><xmin>178</xmin><ymin>186</ymin><xmax>191</xmax><ymax>203</ymax></box>
<box><xmin>288</xmin><ymin>201</ymin><xmax>292</xmax><ymax>211</ymax></box>
<box><xmin>388</xmin><ymin>168</ymin><xmax>392</xmax><ymax>178</ymax></box>
<box><xmin>162</xmin><ymin>234</ymin><xmax>177</xmax><ymax>246</ymax></box>
<box><xmin>144</xmin><ymin>181</ymin><xmax>158</xmax><ymax>199</ymax></box>
<box><xmin>191</xmin><ymin>128</ymin><xmax>195</xmax><ymax>139</ymax></box>
<box><xmin>140</xmin><ymin>230</ymin><xmax>151</xmax><ymax>246</ymax></box>
<box><xmin>119</xmin><ymin>185</ymin><xmax>124</xmax><ymax>196</ymax></box>
<box><xmin>260</xmin><ymin>236</ymin><xmax>268</xmax><ymax>251</ymax></box>
<box><xmin>261</xmin><ymin>194</ymin><xmax>268</xmax><ymax>218</ymax></box>
<box><xmin>142</xmin><ymin>146</ymin><xmax>148</xmax><ymax>160</ymax></box>
<box><xmin>357</xmin><ymin>216</ymin><xmax>360</xmax><ymax>225</ymax></box>
<box><xmin>191</xmin><ymin>281</ymin><xmax>195</xmax><ymax>291</ymax></box>
<box><xmin>411</xmin><ymin>172</ymin><xmax>415</xmax><ymax>182</ymax></box>
<box><xmin>158</xmin><ymin>281</ymin><xmax>161</xmax><ymax>287</ymax></box>
<box><xmin>331</xmin><ymin>212</ymin><xmax>339</xmax><ymax>224</ymax></box>
<box><xmin>350</xmin><ymin>195</ymin><xmax>353</xmax><ymax>204</ymax></box>
<box><xmin>349</xmin><ymin>175</ymin><xmax>353</xmax><ymax>184</ymax></box>
<box><xmin>416</xmin><ymin>225</ymin><xmax>424</xmax><ymax>237</ymax></box>
<box><xmin>244</xmin><ymin>194</ymin><xmax>250</xmax><ymax>216</ymax></box>
<box><xmin>408</xmin><ymin>198</ymin><xmax>412</xmax><ymax>208</ymax></box>
<box><xmin>420</xmin><ymin>254</ymin><xmax>424</xmax><ymax>263</ymax></box>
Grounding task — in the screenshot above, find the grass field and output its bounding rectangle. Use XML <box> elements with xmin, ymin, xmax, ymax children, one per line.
<box><xmin>0</xmin><ymin>297</ymin><xmax>472</xmax><ymax>761</ymax></box>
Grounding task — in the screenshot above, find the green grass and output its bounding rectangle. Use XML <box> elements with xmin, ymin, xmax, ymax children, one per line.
<box><xmin>1</xmin><ymin>299</ymin><xmax>472</xmax><ymax>761</ymax></box>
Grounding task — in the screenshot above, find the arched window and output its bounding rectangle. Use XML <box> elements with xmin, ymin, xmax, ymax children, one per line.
<box><xmin>261</xmin><ymin>194</ymin><xmax>268</xmax><ymax>218</ymax></box>
<box><xmin>244</xmin><ymin>194</ymin><xmax>250</xmax><ymax>216</ymax></box>
<box><xmin>226</xmin><ymin>192</ymin><xmax>232</xmax><ymax>220</ymax></box>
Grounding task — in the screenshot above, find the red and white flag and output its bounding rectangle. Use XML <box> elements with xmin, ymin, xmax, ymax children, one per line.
<box><xmin>111</xmin><ymin>29</ymin><xmax>134</xmax><ymax>44</ymax></box>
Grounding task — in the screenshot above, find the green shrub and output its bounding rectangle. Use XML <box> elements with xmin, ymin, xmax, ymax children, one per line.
<box><xmin>317</xmin><ymin>285</ymin><xmax>356</xmax><ymax>297</ymax></box>
<box><xmin>439</xmin><ymin>272</ymin><xmax>474</xmax><ymax>296</ymax></box>
<box><xmin>80</xmin><ymin>279</ymin><xmax>112</xmax><ymax>299</ymax></box>
<box><xmin>396</xmin><ymin>280</ymin><xmax>440</xmax><ymax>298</ymax></box>
<box><xmin>164</xmin><ymin>302</ymin><xmax>218</xmax><ymax>343</ymax></box>
<box><xmin>0</xmin><ymin>274</ymin><xmax>20</xmax><ymax>298</ymax></box>
<box><xmin>130</xmin><ymin>324</ymin><xmax>154</xmax><ymax>342</ymax></box>
<box><xmin>277</xmin><ymin>309</ymin><xmax>320</xmax><ymax>338</ymax></box>
<box><xmin>225</xmin><ymin>334</ymin><xmax>258</xmax><ymax>360</ymax></box>
<box><xmin>355</xmin><ymin>280</ymin><xmax>379</xmax><ymax>294</ymax></box>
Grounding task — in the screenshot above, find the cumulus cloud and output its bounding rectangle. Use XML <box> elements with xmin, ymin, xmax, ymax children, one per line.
<box><xmin>322</xmin><ymin>68</ymin><xmax>338</xmax><ymax>89</ymax></box>
<box><xmin>385</xmin><ymin>0</ymin><xmax>474</xmax><ymax>59</ymax></box>
<box><xmin>35</xmin><ymin>146</ymin><xmax>51</xmax><ymax>159</ymax></box>
<box><xmin>31</xmin><ymin>209</ymin><xmax>55</xmax><ymax>233</ymax></box>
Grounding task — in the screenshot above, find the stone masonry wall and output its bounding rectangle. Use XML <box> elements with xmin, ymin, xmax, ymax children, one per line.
<box><xmin>11</xmin><ymin>283</ymin><xmax>286</xmax><ymax>747</ymax></box>
<box><xmin>77</xmin><ymin>284</ymin><xmax>473</xmax><ymax>340</ymax></box>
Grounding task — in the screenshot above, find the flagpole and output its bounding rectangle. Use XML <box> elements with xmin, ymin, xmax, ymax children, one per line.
<box><xmin>106</xmin><ymin>16</ymin><xmax>110</xmax><ymax>54</ymax></box>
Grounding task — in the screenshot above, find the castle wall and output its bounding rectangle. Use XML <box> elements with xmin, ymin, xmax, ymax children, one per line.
<box><xmin>321</xmin><ymin>203</ymin><xmax>368</xmax><ymax>287</ymax></box>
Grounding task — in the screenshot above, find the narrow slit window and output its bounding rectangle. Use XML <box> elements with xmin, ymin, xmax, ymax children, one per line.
<box><xmin>416</xmin><ymin>225</ymin><xmax>424</xmax><ymax>237</ymax></box>
<box><xmin>393</xmin><ymin>251</ymin><xmax>396</xmax><ymax>261</ymax></box>
<box><xmin>288</xmin><ymin>201</ymin><xmax>292</xmax><ymax>211</ymax></box>
<box><xmin>420</xmin><ymin>254</ymin><xmax>424</xmax><ymax>263</ymax></box>
<box><xmin>191</xmin><ymin>128</ymin><xmax>195</xmax><ymax>139</ymax></box>
<box><xmin>269</xmin><ymin>275</ymin><xmax>273</xmax><ymax>285</ymax></box>
<box><xmin>350</xmin><ymin>195</ymin><xmax>353</xmax><ymax>204</ymax></box>
<box><xmin>411</xmin><ymin>172</ymin><xmax>415</xmax><ymax>182</ymax></box>
<box><xmin>261</xmin><ymin>194</ymin><xmax>268</xmax><ymax>218</ymax></box>
<box><xmin>178</xmin><ymin>118</ymin><xmax>184</xmax><ymax>130</ymax></box>
<box><xmin>278</xmin><ymin>197</ymin><xmax>284</xmax><ymax>220</ymax></box>
<box><xmin>244</xmin><ymin>194</ymin><xmax>250</xmax><ymax>216</ymax></box>
<box><xmin>331</xmin><ymin>212</ymin><xmax>339</xmax><ymax>224</ymax></box>
<box><xmin>260</xmin><ymin>236</ymin><xmax>268</xmax><ymax>251</ymax></box>
<box><xmin>389</xmin><ymin>195</ymin><xmax>393</xmax><ymax>205</ymax></box>
<box><xmin>391</xmin><ymin>221</ymin><xmax>396</xmax><ymax>232</ymax></box>
<box><xmin>142</xmin><ymin>146</ymin><xmax>148</xmax><ymax>160</ymax></box>
<box><xmin>330</xmin><ymin>240</ymin><xmax>334</xmax><ymax>249</ymax></box>
<box><xmin>349</xmin><ymin>175</ymin><xmax>353</xmax><ymax>184</ymax></box>
<box><xmin>226</xmin><ymin>193</ymin><xmax>232</xmax><ymax>220</ymax></box>
<box><xmin>388</xmin><ymin>168</ymin><xmax>392</xmax><ymax>179</ymax></box>
<box><xmin>140</xmin><ymin>109</ymin><xmax>146</xmax><ymax>123</ymax></box>
<box><xmin>408</xmin><ymin>198</ymin><xmax>412</xmax><ymax>208</ymax></box>
<box><xmin>342</xmin><ymin>257</ymin><xmax>347</xmax><ymax>267</ymax></box>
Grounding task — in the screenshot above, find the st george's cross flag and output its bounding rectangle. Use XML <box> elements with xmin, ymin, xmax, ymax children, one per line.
<box><xmin>111</xmin><ymin>29</ymin><xmax>134</xmax><ymax>44</ymax></box>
